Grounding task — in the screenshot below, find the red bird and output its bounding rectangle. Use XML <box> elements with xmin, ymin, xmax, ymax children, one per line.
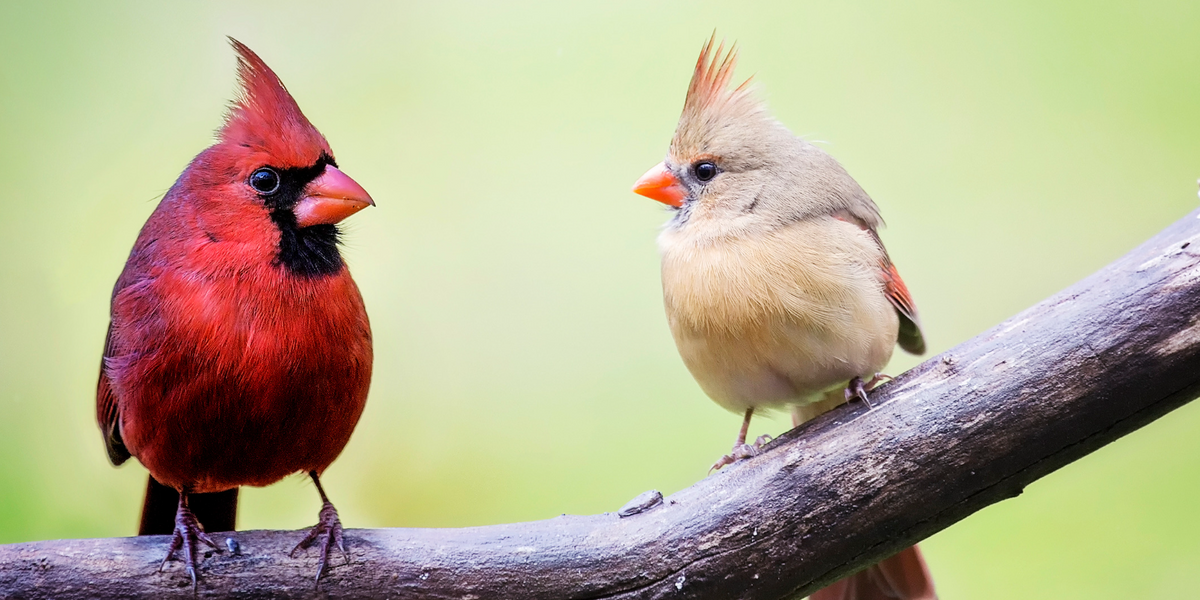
<box><xmin>96</xmin><ymin>39</ymin><xmax>374</xmax><ymax>587</ymax></box>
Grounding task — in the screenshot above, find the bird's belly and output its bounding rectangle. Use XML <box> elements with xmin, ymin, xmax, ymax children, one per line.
<box><xmin>112</xmin><ymin>275</ymin><xmax>372</xmax><ymax>493</ymax></box>
<box><xmin>673</xmin><ymin>314</ymin><xmax>892</xmax><ymax>412</ymax></box>
<box><xmin>129</xmin><ymin>335</ymin><xmax>369</xmax><ymax>492</ymax></box>
<box><xmin>660</xmin><ymin>222</ymin><xmax>898</xmax><ymax>413</ymax></box>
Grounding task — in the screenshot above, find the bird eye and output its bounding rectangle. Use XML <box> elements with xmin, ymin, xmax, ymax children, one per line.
<box><xmin>249</xmin><ymin>168</ymin><xmax>281</xmax><ymax>194</ymax></box>
<box><xmin>694</xmin><ymin>161</ymin><xmax>717</xmax><ymax>182</ymax></box>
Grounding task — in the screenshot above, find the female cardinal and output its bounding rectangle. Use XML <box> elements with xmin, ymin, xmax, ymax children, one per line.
<box><xmin>96</xmin><ymin>39</ymin><xmax>374</xmax><ymax>587</ymax></box>
<box><xmin>632</xmin><ymin>39</ymin><xmax>935</xmax><ymax>600</ymax></box>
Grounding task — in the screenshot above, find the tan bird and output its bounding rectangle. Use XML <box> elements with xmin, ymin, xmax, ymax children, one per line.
<box><xmin>632</xmin><ymin>38</ymin><xmax>935</xmax><ymax>600</ymax></box>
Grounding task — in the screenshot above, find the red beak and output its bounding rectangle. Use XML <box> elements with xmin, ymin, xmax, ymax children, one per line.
<box><xmin>632</xmin><ymin>162</ymin><xmax>686</xmax><ymax>208</ymax></box>
<box><xmin>294</xmin><ymin>165</ymin><xmax>375</xmax><ymax>227</ymax></box>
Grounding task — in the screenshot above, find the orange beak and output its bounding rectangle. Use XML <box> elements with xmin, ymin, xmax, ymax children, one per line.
<box><xmin>632</xmin><ymin>162</ymin><xmax>686</xmax><ymax>208</ymax></box>
<box><xmin>294</xmin><ymin>165</ymin><xmax>375</xmax><ymax>227</ymax></box>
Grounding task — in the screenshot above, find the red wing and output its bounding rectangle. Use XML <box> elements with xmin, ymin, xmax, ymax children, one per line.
<box><xmin>97</xmin><ymin>323</ymin><xmax>130</xmax><ymax>466</ymax></box>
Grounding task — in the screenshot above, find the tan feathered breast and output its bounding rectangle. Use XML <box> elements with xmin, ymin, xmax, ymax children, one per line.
<box><xmin>659</xmin><ymin>215</ymin><xmax>899</xmax><ymax>413</ymax></box>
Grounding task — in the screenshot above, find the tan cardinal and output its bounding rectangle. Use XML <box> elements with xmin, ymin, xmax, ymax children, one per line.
<box><xmin>632</xmin><ymin>38</ymin><xmax>935</xmax><ymax>600</ymax></box>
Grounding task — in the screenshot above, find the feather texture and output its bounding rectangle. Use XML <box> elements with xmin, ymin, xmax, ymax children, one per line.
<box><xmin>810</xmin><ymin>546</ymin><xmax>937</xmax><ymax>600</ymax></box>
<box><xmin>678</xmin><ymin>35</ymin><xmax>754</xmax><ymax>124</ymax></box>
<box><xmin>97</xmin><ymin>39</ymin><xmax>372</xmax><ymax>500</ymax></box>
<box><xmin>661</xmin><ymin>216</ymin><xmax>898</xmax><ymax>411</ymax></box>
<box><xmin>642</xmin><ymin>37</ymin><xmax>934</xmax><ymax>600</ymax></box>
<box><xmin>221</xmin><ymin>39</ymin><xmax>331</xmax><ymax>170</ymax></box>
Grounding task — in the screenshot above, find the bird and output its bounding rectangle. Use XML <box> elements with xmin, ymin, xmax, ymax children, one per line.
<box><xmin>631</xmin><ymin>37</ymin><xmax>935</xmax><ymax>600</ymax></box>
<box><xmin>96</xmin><ymin>38</ymin><xmax>374</xmax><ymax>589</ymax></box>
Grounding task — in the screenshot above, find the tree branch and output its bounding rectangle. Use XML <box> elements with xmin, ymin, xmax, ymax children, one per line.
<box><xmin>7</xmin><ymin>209</ymin><xmax>1200</xmax><ymax>600</ymax></box>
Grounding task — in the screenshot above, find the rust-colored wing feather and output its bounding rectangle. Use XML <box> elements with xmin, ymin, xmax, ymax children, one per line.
<box><xmin>810</xmin><ymin>545</ymin><xmax>937</xmax><ymax>600</ymax></box>
<box><xmin>832</xmin><ymin>210</ymin><xmax>926</xmax><ymax>355</ymax></box>
<box><xmin>882</xmin><ymin>261</ymin><xmax>925</xmax><ymax>355</ymax></box>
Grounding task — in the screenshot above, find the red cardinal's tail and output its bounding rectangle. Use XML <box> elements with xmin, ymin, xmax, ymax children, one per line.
<box><xmin>137</xmin><ymin>476</ymin><xmax>239</xmax><ymax>535</ymax></box>
<box><xmin>810</xmin><ymin>545</ymin><xmax>936</xmax><ymax>600</ymax></box>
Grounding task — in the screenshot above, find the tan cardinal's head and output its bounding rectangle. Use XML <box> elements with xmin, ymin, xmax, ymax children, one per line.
<box><xmin>633</xmin><ymin>36</ymin><xmax>881</xmax><ymax>235</ymax></box>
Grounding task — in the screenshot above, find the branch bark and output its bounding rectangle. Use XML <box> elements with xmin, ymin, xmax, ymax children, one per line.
<box><xmin>7</xmin><ymin>209</ymin><xmax>1200</xmax><ymax>600</ymax></box>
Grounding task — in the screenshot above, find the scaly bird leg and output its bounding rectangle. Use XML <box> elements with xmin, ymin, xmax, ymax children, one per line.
<box><xmin>845</xmin><ymin>373</ymin><xmax>893</xmax><ymax>408</ymax></box>
<box><xmin>865</xmin><ymin>372</ymin><xmax>892</xmax><ymax>389</ymax></box>
<box><xmin>710</xmin><ymin>408</ymin><xmax>773</xmax><ymax>472</ymax></box>
<box><xmin>845</xmin><ymin>376</ymin><xmax>872</xmax><ymax>408</ymax></box>
<box><xmin>291</xmin><ymin>471</ymin><xmax>349</xmax><ymax>587</ymax></box>
<box><xmin>159</xmin><ymin>491</ymin><xmax>221</xmax><ymax>594</ymax></box>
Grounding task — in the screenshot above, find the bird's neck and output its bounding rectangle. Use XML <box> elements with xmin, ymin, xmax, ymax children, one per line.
<box><xmin>269</xmin><ymin>213</ymin><xmax>344</xmax><ymax>277</ymax></box>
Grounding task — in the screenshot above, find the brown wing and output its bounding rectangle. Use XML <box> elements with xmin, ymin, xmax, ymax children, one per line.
<box><xmin>881</xmin><ymin>260</ymin><xmax>925</xmax><ymax>355</ymax></box>
<box><xmin>97</xmin><ymin>322</ymin><xmax>130</xmax><ymax>466</ymax></box>
<box><xmin>831</xmin><ymin>210</ymin><xmax>926</xmax><ymax>355</ymax></box>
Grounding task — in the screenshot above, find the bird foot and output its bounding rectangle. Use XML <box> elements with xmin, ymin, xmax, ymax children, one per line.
<box><xmin>159</xmin><ymin>500</ymin><xmax>220</xmax><ymax>593</ymax></box>
<box><xmin>845</xmin><ymin>373</ymin><xmax>892</xmax><ymax>408</ymax></box>
<box><xmin>845</xmin><ymin>376</ymin><xmax>873</xmax><ymax>407</ymax></box>
<box><xmin>865</xmin><ymin>372</ymin><xmax>893</xmax><ymax>389</ymax></box>
<box><xmin>291</xmin><ymin>500</ymin><xmax>348</xmax><ymax>586</ymax></box>
<box><xmin>710</xmin><ymin>434</ymin><xmax>773</xmax><ymax>472</ymax></box>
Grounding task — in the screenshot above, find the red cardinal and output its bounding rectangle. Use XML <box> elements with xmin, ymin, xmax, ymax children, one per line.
<box><xmin>96</xmin><ymin>39</ymin><xmax>374</xmax><ymax>587</ymax></box>
<box><xmin>633</xmin><ymin>38</ymin><xmax>935</xmax><ymax>600</ymax></box>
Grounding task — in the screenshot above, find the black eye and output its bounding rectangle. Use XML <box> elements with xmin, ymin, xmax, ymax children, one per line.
<box><xmin>694</xmin><ymin>161</ymin><xmax>717</xmax><ymax>182</ymax></box>
<box><xmin>249</xmin><ymin>168</ymin><xmax>281</xmax><ymax>194</ymax></box>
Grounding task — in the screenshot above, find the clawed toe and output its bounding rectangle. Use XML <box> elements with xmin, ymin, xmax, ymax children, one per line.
<box><xmin>290</xmin><ymin>471</ymin><xmax>351</xmax><ymax>587</ymax></box>
<box><xmin>159</xmin><ymin>494</ymin><xmax>221</xmax><ymax>593</ymax></box>
<box><xmin>292</xmin><ymin>500</ymin><xmax>348</xmax><ymax>586</ymax></box>
<box><xmin>846</xmin><ymin>373</ymin><xmax>893</xmax><ymax>409</ymax></box>
<box><xmin>845</xmin><ymin>376</ymin><xmax>873</xmax><ymax>408</ymax></box>
<box><xmin>710</xmin><ymin>408</ymin><xmax>775</xmax><ymax>472</ymax></box>
<box><xmin>710</xmin><ymin>447</ymin><xmax>755</xmax><ymax>472</ymax></box>
<box><xmin>710</xmin><ymin>453</ymin><xmax>737</xmax><ymax>472</ymax></box>
<box><xmin>711</xmin><ymin>434</ymin><xmax>774</xmax><ymax>472</ymax></box>
<box><xmin>866</xmin><ymin>373</ymin><xmax>893</xmax><ymax>388</ymax></box>
<box><xmin>709</xmin><ymin>444</ymin><xmax>758</xmax><ymax>472</ymax></box>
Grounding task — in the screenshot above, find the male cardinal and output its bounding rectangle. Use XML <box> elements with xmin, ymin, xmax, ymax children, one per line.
<box><xmin>632</xmin><ymin>39</ymin><xmax>935</xmax><ymax>600</ymax></box>
<box><xmin>96</xmin><ymin>39</ymin><xmax>374</xmax><ymax>587</ymax></box>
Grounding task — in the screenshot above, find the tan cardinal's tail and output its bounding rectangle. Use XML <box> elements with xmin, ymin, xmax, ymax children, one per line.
<box><xmin>810</xmin><ymin>545</ymin><xmax>935</xmax><ymax>600</ymax></box>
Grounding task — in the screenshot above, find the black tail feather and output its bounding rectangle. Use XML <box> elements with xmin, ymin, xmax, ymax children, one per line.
<box><xmin>138</xmin><ymin>476</ymin><xmax>239</xmax><ymax>535</ymax></box>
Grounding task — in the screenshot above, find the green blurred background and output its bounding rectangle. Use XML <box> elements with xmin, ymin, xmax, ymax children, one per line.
<box><xmin>3</xmin><ymin>1</ymin><xmax>1200</xmax><ymax>597</ymax></box>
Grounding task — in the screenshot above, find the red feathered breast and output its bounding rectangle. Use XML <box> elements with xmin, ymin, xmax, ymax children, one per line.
<box><xmin>104</xmin><ymin>201</ymin><xmax>372</xmax><ymax>493</ymax></box>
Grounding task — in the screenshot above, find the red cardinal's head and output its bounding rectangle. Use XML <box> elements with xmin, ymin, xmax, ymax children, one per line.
<box><xmin>181</xmin><ymin>39</ymin><xmax>374</xmax><ymax>276</ymax></box>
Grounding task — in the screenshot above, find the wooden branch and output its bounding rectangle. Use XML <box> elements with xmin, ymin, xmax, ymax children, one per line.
<box><xmin>7</xmin><ymin>209</ymin><xmax>1200</xmax><ymax>600</ymax></box>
